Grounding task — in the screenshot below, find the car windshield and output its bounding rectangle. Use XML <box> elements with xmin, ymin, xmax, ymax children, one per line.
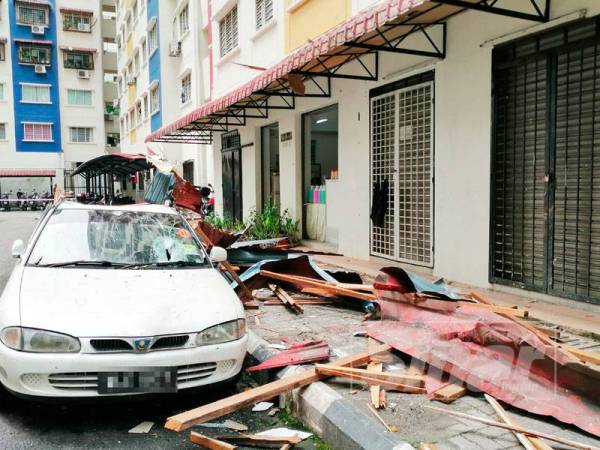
<box><xmin>28</xmin><ymin>208</ymin><xmax>208</xmax><ymax>268</ymax></box>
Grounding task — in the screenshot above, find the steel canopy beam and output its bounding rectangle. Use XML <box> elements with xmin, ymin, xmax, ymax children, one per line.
<box><xmin>433</xmin><ymin>0</ymin><xmax>550</xmax><ymax>22</ymax></box>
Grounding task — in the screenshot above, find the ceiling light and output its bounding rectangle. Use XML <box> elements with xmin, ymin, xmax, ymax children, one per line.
<box><xmin>316</xmin><ymin>118</ymin><xmax>328</xmax><ymax>124</ymax></box>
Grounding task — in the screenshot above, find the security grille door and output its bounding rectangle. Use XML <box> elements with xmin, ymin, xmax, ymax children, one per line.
<box><xmin>221</xmin><ymin>131</ymin><xmax>243</xmax><ymax>222</ymax></box>
<box><xmin>492</xmin><ymin>17</ymin><xmax>600</xmax><ymax>304</ymax></box>
<box><xmin>370</xmin><ymin>81</ymin><xmax>434</xmax><ymax>266</ymax></box>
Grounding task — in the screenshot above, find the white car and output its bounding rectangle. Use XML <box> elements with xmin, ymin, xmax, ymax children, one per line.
<box><xmin>0</xmin><ymin>202</ymin><xmax>247</xmax><ymax>398</ymax></box>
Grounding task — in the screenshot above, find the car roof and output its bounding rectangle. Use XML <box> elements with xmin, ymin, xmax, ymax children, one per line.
<box><xmin>56</xmin><ymin>201</ymin><xmax>179</xmax><ymax>215</ymax></box>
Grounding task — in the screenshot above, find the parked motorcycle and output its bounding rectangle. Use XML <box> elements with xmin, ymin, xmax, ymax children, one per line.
<box><xmin>200</xmin><ymin>184</ymin><xmax>215</xmax><ymax>217</ymax></box>
<box><xmin>0</xmin><ymin>193</ymin><xmax>11</xmax><ymax>211</ymax></box>
<box><xmin>28</xmin><ymin>192</ymin><xmax>40</xmax><ymax>211</ymax></box>
<box><xmin>16</xmin><ymin>190</ymin><xmax>28</xmax><ymax>211</ymax></box>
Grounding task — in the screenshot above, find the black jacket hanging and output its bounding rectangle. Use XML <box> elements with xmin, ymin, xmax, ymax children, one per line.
<box><xmin>370</xmin><ymin>178</ymin><xmax>389</xmax><ymax>228</ymax></box>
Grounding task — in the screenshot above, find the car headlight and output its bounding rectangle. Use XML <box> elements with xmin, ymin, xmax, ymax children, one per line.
<box><xmin>0</xmin><ymin>327</ymin><xmax>80</xmax><ymax>353</ymax></box>
<box><xmin>195</xmin><ymin>319</ymin><xmax>246</xmax><ymax>346</ymax></box>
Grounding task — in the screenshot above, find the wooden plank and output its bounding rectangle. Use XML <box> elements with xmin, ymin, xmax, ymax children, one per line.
<box><xmin>315</xmin><ymin>364</ymin><xmax>423</xmax><ymax>386</ymax></box>
<box><xmin>367</xmin><ymin>362</ymin><xmax>383</xmax><ymax>408</ymax></box>
<box><xmin>484</xmin><ymin>394</ymin><xmax>553</xmax><ymax>450</ymax></box>
<box><xmin>457</xmin><ymin>301</ymin><xmax>529</xmax><ymax>318</ymax></box>
<box><xmin>190</xmin><ymin>432</ymin><xmax>237</xmax><ymax>450</ymax></box>
<box><xmin>559</xmin><ymin>345</ymin><xmax>600</xmax><ymax>365</ymax></box>
<box><xmin>431</xmin><ymin>383</ymin><xmax>467</xmax><ymax>404</ymax></box>
<box><xmin>269</xmin><ymin>284</ymin><xmax>304</xmax><ymax>314</ymax></box>
<box><xmin>263</xmin><ymin>299</ymin><xmax>333</xmax><ymax>306</ymax></box>
<box><xmin>301</xmin><ymin>287</ymin><xmax>338</xmax><ymax>298</ymax></box>
<box><xmin>165</xmin><ymin>343</ymin><xmax>392</xmax><ymax>432</ymax></box>
<box><xmin>216</xmin><ymin>434</ymin><xmax>302</xmax><ymax>447</ymax></box>
<box><xmin>531</xmin><ymin>324</ymin><xmax>561</xmax><ymax>340</ymax></box>
<box><xmin>260</xmin><ymin>270</ymin><xmax>377</xmax><ymax>301</ymax></box>
<box><xmin>425</xmin><ymin>406</ymin><xmax>599</xmax><ymax>450</ymax></box>
<box><xmin>367</xmin><ymin>403</ymin><xmax>393</xmax><ymax>432</ymax></box>
<box><xmin>315</xmin><ymin>365</ymin><xmax>425</xmax><ymax>393</ymax></box>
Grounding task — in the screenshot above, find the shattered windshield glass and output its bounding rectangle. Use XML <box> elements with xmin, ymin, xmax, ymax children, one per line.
<box><xmin>28</xmin><ymin>208</ymin><xmax>208</xmax><ymax>268</ymax></box>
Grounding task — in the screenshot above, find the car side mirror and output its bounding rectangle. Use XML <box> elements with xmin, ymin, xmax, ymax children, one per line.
<box><xmin>209</xmin><ymin>246</ymin><xmax>227</xmax><ymax>263</ymax></box>
<box><xmin>11</xmin><ymin>240</ymin><xmax>24</xmax><ymax>259</ymax></box>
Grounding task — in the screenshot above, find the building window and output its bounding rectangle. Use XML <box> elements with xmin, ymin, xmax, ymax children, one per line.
<box><xmin>134</xmin><ymin>51</ymin><xmax>140</xmax><ymax>75</ymax></box>
<box><xmin>142</xmin><ymin>94</ymin><xmax>148</xmax><ymax>118</ymax></box>
<box><xmin>21</xmin><ymin>84</ymin><xmax>50</xmax><ymax>103</ymax></box>
<box><xmin>141</xmin><ymin>39</ymin><xmax>147</xmax><ymax>64</ymax></box>
<box><xmin>67</xmin><ymin>89</ymin><xmax>92</xmax><ymax>106</ymax></box>
<box><xmin>63</xmin><ymin>12</ymin><xmax>92</xmax><ymax>32</ymax></box>
<box><xmin>107</xmin><ymin>133</ymin><xmax>120</xmax><ymax>147</ymax></box>
<box><xmin>148</xmin><ymin>24</ymin><xmax>158</xmax><ymax>55</ymax></box>
<box><xmin>63</xmin><ymin>51</ymin><xmax>94</xmax><ymax>70</ymax></box>
<box><xmin>181</xmin><ymin>73</ymin><xmax>191</xmax><ymax>104</ymax></box>
<box><xmin>69</xmin><ymin>127</ymin><xmax>94</xmax><ymax>143</ymax></box>
<box><xmin>23</xmin><ymin>123</ymin><xmax>52</xmax><ymax>142</ymax></box>
<box><xmin>0</xmin><ymin>42</ymin><xmax>5</xmax><ymax>61</ymax></box>
<box><xmin>18</xmin><ymin>44</ymin><xmax>51</xmax><ymax>65</ymax></box>
<box><xmin>255</xmin><ymin>0</ymin><xmax>273</xmax><ymax>31</ymax></box>
<box><xmin>136</xmin><ymin>100</ymin><xmax>142</xmax><ymax>122</ymax></box>
<box><xmin>0</xmin><ymin>124</ymin><xmax>6</xmax><ymax>140</ymax></box>
<box><xmin>150</xmin><ymin>84</ymin><xmax>159</xmax><ymax>114</ymax></box>
<box><xmin>16</xmin><ymin>3</ymin><xmax>48</xmax><ymax>26</ymax></box>
<box><xmin>128</xmin><ymin>109</ymin><xmax>135</xmax><ymax>128</ymax></box>
<box><xmin>219</xmin><ymin>6</ymin><xmax>238</xmax><ymax>58</ymax></box>
<box><xmin>179</xmin><ymin>4</ymin><xmax>189</xmax><ymax>37</ymax></box>
<box><xmin>0</xmin><ymin>83</ymin><xmax>5</xmax><ymax>101</ymax></box>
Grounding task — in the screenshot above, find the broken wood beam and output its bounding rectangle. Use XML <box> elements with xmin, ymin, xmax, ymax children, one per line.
<box><xmin>315</xmin><ymin>365</ymin><xmax>425</xmax><ymax>393</ymax></box>
<box><xmin>268</xmin><ymin>284</ymin><xmax>303</xmax><ymax>314</ymax></box>
<box><xmin>215</xmin><ymin>434</ymin><xmax>302</xmax><ymax>448</ymax></box>
<box><xmin>190</xmin><ymin>432</ymin><xmax>237</xmax><ymax>450</ymax></box>
<box><xmin>458</xmin><ymin>301</ymin><xmax>529</xmax><ymax>318</ymax></box>
<box><xmin>559</xmin><ymin>345</ymin><xmax>600</xmax><ymax>366</ymax></box>
<box><xmin>260</xmin><ymin>270</ymin><xmax>377</xmax><ymax>302</ymax></box>
<box><xmin>263</xmin><ymin>299</ymin><xmax>333</xmax><ymax>306</ymax></box>
<box><xmin>425</xmin><ymin>406</ymin><xmax>599</xmax><ymax>450</ymax></box>
<box><xmin>484</xmin><ymin>394</ymin><xmax>553</xmax><ymax>450</ymax></box>
<box><xmin>165</xmin><ymin>343</ymin><xmax>392</xmax><ymax>432</ymax></box>
<box><xmin>431</xmin><ymin>383</ymin><xmax>467</xmax><ymax>404</ymax></box>
<box><xmin>367</xmin><ymin>403</ymin><xmax>393</xmax><ymax>432</ymax></box>
<box><xmin>315</xmin><ymin>364</ymin><xmax>423</xmax><ymax>387</ymax></box>
<box><xmin>367</xmin><ymin>362</ymin><xmax>383</xmax><ymax>409</ymax></box>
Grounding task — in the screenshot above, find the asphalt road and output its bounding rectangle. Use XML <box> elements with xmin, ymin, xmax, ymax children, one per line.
<box><xmin>0</xmin><ymin>211</ymin><xmax>293</xmax><ymax>450</ymax></box>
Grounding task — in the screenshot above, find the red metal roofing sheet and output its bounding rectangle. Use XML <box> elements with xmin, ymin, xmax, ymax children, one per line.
<box><xmin>14</xmin><ymin>38</ymin><xmax>53</xmax><ymax>46</ymax></box>
<box><xmin>0</xmin><ymin>169</ymin><xmax>56</xmax><ymax>177</ymax></box>
<box><xmin>146</xmin><ymin>0</ymin><xmax>428</xmax><ymax>143</ymax></box>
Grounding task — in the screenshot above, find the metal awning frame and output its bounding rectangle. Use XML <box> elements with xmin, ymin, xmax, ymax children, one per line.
<box><xmin>150</xmin><ymin>0</ymin><xmax>551</xmax><ymax>144</ymax></box>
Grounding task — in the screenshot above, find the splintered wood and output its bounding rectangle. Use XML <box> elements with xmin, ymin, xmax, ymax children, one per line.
<box><xmin>367</xmin><ymin>362</ymin><xmax>383</xmax><ymax>409</ymax></box>
<box><xmin>268</xmin><ymin>284</ymin><xmax>303</xmax><ymax>314</ymax></box>
<box><xmin>165</xmin><ymin>343</ymin><xmax>392</xmax><ymax>432</ymax></box>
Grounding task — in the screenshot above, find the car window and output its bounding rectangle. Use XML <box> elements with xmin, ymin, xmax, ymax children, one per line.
<box><xmin>27</xmin><ymin>208</ymin><xmax>208</xmax><ymax>267</ymax></box>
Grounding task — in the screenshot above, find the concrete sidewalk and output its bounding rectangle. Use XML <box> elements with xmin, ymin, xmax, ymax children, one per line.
<box><xmin>299</xmin><ymin>243</ymin><xmax>600</xmax><ymax>336</ymax></box>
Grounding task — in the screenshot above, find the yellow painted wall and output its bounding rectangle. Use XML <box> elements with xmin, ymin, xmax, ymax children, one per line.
<box><xmin>127</xmin><ymin>84</ymin><xmax>136</xmax><ymax>105</ymax></box>
<box><xmin>285</xmin><ymin>0</ymin><xmax>351</xmax><ymax>53</ymax></box>
<box><xmin>129</xmin><ymin>129</ymin><xmax>137</xmax><ymax>144</ymax></box>
<box><xmin>126</xmin><ymin>35</ymin><xmax>133</xmax><ymax>58</ymax></box>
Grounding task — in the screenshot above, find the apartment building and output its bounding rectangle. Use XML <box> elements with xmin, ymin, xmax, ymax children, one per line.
<box><xmin>0</xmin><ymin>0</ymin><xmax>118</xmax><ymax>192</ymax></box>
<box><xmin>148</xmin><ymin>0</ymin><xmax>600</xmax><ymax>308</ymax></box>
<box><xmin>115</xmin><ymin>0</ymin><xmax>212</xmax><ymax>186</ymax></box>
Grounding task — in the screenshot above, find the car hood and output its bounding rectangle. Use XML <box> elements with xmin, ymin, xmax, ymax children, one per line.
<box><xmin>19</xmin><ymin>267</ymin><xmax>243</xmax><ymax>337</ymax></box>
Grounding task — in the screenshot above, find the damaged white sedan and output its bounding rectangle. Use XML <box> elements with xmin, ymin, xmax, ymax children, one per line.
<box><xmin>0</xmin><ymin>202</ymin><xmax>246</xmax><ymax>398</ymax></box>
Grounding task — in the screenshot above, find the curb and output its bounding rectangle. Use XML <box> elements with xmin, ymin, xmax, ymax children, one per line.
<box><xmin>247</xmin><ymin>330</ymin><xmax>415</xmax><ymax>450</ymax></box>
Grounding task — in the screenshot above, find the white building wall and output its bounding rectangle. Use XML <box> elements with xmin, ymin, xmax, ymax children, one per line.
<box><xmin>211</xmin><ymin>0</ymin><xmax>600</xmax><ymax>292</ymax></box>
<box><xmin>56</xmin><ymin>0</ymin><xmax>106</xmax><ymax>167</ymax></box>
<box><xmin>0</xmin><ymin>0</ymin><xmax>15</xmax><ymax>159</ymax></box>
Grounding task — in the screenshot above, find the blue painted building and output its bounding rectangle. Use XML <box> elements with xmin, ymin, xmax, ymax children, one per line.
<box><xmin>147</xmin><ymin>0</ymin><xmax>162</xmax><ymax>132</ymax></box>
<box><xmin>8</xmin><ymin>0</ymin><xmax>62</xmax><ymax>153</ymax></box>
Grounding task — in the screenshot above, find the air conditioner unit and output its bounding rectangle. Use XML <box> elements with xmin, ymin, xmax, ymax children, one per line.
<box><xmin>168</xmin><ymin>41</ymin><xmax>181</xmax><ymax>57</ymax></box>
<box><xmin>77</xmin><ymin>22</ymin><xmax>91</xmax><ymax>32</ymax></box>
<box><xmin>77</xmin><ymin>70</ymin><xmax>91</xmax><ymax>79</ymax></box>
<box><xmin>34</xmin><ymin>64</ymin><xmax>47</xmax><ymax>74</ymax></box>
<box><xmin>31</xmin><ymin>25</ymin><xmax>45</xmax><ymax>35</ymax></box>
<box><xmin>127</xmin><ymin>75</ymin><xmax>136</xmax><ymax>85</ymax></box>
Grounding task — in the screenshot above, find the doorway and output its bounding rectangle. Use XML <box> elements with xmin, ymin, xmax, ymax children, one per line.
<box><xmin>182</xmin><ymin>160</ymin><xmax>194</xmax><ymax>184</ymax></box>
<box><xmin>221</xmin><ymin>130</ymin><xmax>243</xmax><ymax>222</ymax></box>
<box><xmin>491</xmin><ymin>17</ymin><xmax>600</xmax><ymax>304</ymax></box>
<box><xmin>261</xmin><ymin>123</ymin><xmax>280</xmax><ymax>209</ymax></box>
<box><xmin>302</xmin><ymin>104</ymin><xmax>339</xmax><ymax>242</ymax></box>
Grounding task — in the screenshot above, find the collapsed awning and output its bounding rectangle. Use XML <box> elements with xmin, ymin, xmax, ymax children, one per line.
<box><xmin>71</xmin><ymin>154</ymin><xmax>152</xmax><ymax>178</ymax></box>
<box><xmin>14</xmin><ymin>38</ymin><xmax>53</xmax><ymax>46</ymax></box>
<box><xmin>0</xmin><ymin>169</ymin><xmax>56</xmax><ymax>177</ymax></box>
<box><xmin>146</xmin><ymin>0</ymin><xmax>549</xmax><ymax>145</ymax></box>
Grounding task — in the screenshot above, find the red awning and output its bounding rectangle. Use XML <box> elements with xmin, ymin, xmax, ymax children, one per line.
<box><xmin>0</xmin><ymin>169</ymin><xmax>56</xmax><ymax>178</ymax></box>
<box><xmin>14</xmin><ymin>38</ymin><xmax>53</xmax><ymax>46</ymax></box>
<box><xmin>60</xmin><ymin>46</ymin><xmax>97</xmax><ymax>53</ymax></box>
<box><xmin>146</xmin><ymin>0</ymin><xmax>434</xmax><ymax>143</ymax></box>
<box><xmin>59</xmin><ymin>8</ymin><xmax>93</xmax><ymax>15</ymax></box>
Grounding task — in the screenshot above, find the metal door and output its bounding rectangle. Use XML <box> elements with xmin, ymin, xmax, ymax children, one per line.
<box><xmin>370</xmin><ymin>81</ymin><xmax>434</xmax><ymax>267</ymax></box>
<box><xmin>221</xmin><ymin>131</ymin><xmax>243</xmax><ymax>222</ymax></box>
<box><xmin>491</xmin><ymin>16</ymin><xmax>600</xmax><ymax>304</ymax></box>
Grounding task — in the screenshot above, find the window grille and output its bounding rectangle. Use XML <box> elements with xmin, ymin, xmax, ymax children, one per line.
<box><xmin>256</xmin><ymin>0</ymin><xmax>273</xmax><ymax>30</ymax></box>
<box><xmin>181</xmin><ymin>74</ymin><xmax>191</xmax><ymax>104</ymax></box>
<box><xmin>64</xmin><ymin>51</ymin><xmax>94</xmax><ymax>70</ymax></box>
<box><xmin>179</xmin><ymin>5</ymin><xmax>189</xmax><ymax>36</ymax></box>
<box><xmin>219</xmin><ymin>6</ymin><xmax>238</xmax><ymax>57</ymax></box>
<box><xmin>16</xmin><ymin>4</ymin><xmax>47</xmax><ymax>25</ymax></box>
<box><xmin>23</xmin><ymin>123</ymin><xmax>52</xmax><ymax>142</ymax></box>
<box><xmin>70</xmin><ymin>127</ymin><xmax>93</xmax><ymax>143</ymax></box>
<box><xmin>18</xmin><ymin>45</ymin><xmax>51</xmax><ymax>65</ymax></box>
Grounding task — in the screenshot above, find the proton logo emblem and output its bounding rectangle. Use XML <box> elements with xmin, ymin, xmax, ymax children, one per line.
<box><xmin>133</xmin><ymin>338</ymin><xmax>151</xmax><ymax>352</ymax></box>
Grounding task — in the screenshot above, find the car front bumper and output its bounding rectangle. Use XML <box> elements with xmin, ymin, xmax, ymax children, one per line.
<box><xmin>0</xmin><ymin>335</ymin><xmax>247</xmax><ymax>397</ymax></box>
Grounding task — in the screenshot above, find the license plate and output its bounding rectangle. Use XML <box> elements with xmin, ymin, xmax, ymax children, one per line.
<box><xmin>97</xmin><ymin>367</ymin><xmax>177</xmax><ymax>394</ymax></box>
